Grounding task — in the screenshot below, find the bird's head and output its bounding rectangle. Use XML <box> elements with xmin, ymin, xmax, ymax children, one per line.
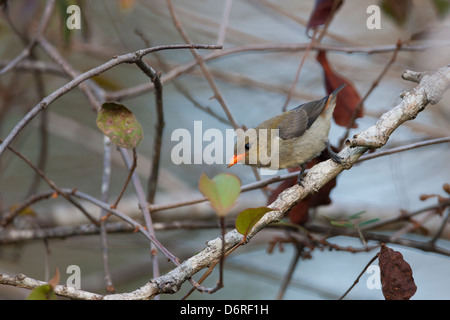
<box><xmin>228</xmin><ymin>128</ymin><xmax>277</xmax><ymax>168</ymax></box>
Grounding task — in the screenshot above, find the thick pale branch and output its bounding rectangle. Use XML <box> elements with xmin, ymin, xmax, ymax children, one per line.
<box><xmin>348</xmin><ymin>65</ymin><xmax>450</xmax><ymax>149</ymax></box>
<box><xmin>0</xmin><ymin>273</ymin><xmax>103</xmax><ymax>300</ymax></box>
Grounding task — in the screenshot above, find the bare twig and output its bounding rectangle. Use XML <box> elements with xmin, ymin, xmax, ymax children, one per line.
<box><xmin>166</xmin><ymin>0</ymin><xmax>240</xmax><ymax>129</ymax></box>
<box><xmin>281</xmin><ymin>29</ymin><xmax>317</xmax><ymax>111</ymax></box>
<box><xmin>105</xmin><ymin>41</ymin><xmax>450</xmax><ymax>101</ymax></box>
<box><xmin>100</xmin><ymin>136</ymin><xmax>115</xmax><ymax>293</ymax></box>
<box><xmin>0</xmin><ymin>0</ymin><xmax>55</xmax><ymax>74</ymax></box>
<box><xmin>37</xmin><ymin>37</ymin><xmax>102</xmax><ymax>111</ymax></box>
<box><xmin>68</xmin><ymin>187</ymin><xmax>178</xmax><ymax>265</ymax></box>
<box><xmin>134</xmin><ymin>59</ymin><xmax>164</xmax><ymax>204</ymax></box>
<box><xmin>357</xmin><ymin>136</ymin><xmax>450</xmax><ymax>163</ymax></box>
<box><xmin>429</xmin><ymin>207</ymin><xmax>450</xmax><ymax>245</ymax></box>
<box><xmin>111</xmin><ymin>148</ymin><xmax>137</xmax><ymax>209</ymax></box>
<box><xmin>276</xmin><ymin>240</ymin><xmax>304</xmax><ymax>300</ymax></box>
<box><xmin>281</xmin><ymin>0</ymin><xmax>339</xmax><ymax>110</ymax></box>
<box><xmin>1</xmin><ymin>140</ymin><xmax>99</xmax><ymax>227</ymax></box>
<box><xmin>0</xmin><ymin>191</ymin><xmax>54</xmax><ymax>227</ymax></box>
<box><xmin>217</xmin><ymin>0</ymin><xmax>234</xmax><ymax>46</ymax></box>
<box><xmin>307</xmin><ymin>224</ymin><xmax>450</xmax><ymax>256</ymax></box>
<box><xmin>339</xmin><ymin>252</ymin><xmax>379</xmax><ymax>300</ymax></box>
<box><xmin>118</xmin><ymin>148</ymin><xmax>161</xmax><ymax>285</ymax></box>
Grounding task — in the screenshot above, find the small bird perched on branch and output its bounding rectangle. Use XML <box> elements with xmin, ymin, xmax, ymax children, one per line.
<box><xmin>228</xmin><ymin>84</ymin><xmax>345</xmax><ymax>185</ymax></box>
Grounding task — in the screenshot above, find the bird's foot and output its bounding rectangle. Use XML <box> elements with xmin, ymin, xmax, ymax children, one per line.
<box><xmin>297</xmin><ymin>164</ymin><xmax>306</xmax><ymax>187</ymax></box>
<box><xmin>327</xmin><ymin>141</ymin><xmax>343</xmax><ymax>164</ymax></box>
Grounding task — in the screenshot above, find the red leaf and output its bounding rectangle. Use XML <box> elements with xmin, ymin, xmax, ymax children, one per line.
<box><xmin>306</xmin><ymin>0</ymin><xmax>344</xmax><ymax>35</ymax></box>
<box><xmin>267</xmin><ymin>151</ymin><xmax>337</xmax><ymax>225</ymax></box>
<box><xmin>316</xmin><ymin>50</ymin><xmax>363</xmax><ymax>128</ymax></box>
<box><xmin>379</xmin><ymin>244</ymin><xmax>417</xmax><ymax>300</ymax></box>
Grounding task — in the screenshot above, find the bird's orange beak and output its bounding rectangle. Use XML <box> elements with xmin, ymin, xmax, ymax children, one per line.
<box><xmin>227</xmin><ymin>153</ymin><xmax>246</xmax><ymax>168</ymax></box>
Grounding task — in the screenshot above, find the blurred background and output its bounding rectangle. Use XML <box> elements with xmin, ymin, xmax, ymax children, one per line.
<box><xmin>0</xmin><ymin>0</ymin><xmax>449</xmax><ymax>299</ymax></box>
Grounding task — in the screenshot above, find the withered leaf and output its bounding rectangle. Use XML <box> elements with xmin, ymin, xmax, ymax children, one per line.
<box><xmin>379</xmin><ymin>244</ymin><xmax>417</xmax><ymax>300</ymax></box>
<box><xmin>316</xmin><ymin>50</ymin><xmax>363</xmax><ymax>128</ymax></box>
<box><xmin>306</xmin><ymin>0</ymin><xmax>344</xmax><ymax>35</ymax></box>
<box><xmin>442</xmin><ymin>183</ymin><xmax>450</xmax><ymax>194</ymax></box>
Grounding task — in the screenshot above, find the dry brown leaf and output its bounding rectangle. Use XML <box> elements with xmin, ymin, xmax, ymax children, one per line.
<box><xmin>379</xmin><ymin>244</ymin><xmax>417</xmax><ymax>300</ymax></box>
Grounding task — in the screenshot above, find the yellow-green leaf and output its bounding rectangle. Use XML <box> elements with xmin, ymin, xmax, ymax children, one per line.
<box><xmin>235</xmin><ymin>207</ymin><xmax>273</xmax><ymax>239</ymax></box>
<box><xmin>27</xmin><ymin>284</ymin><xmax>57</xmax><ymax>300</ymax></box>
<box><xmin>96</xmin><ymin>102</ymin><xmax>143</xmax><ymax>149</ymax></box>
<box><xmin>199</xmin><ymin>173</ymin><xmax>241</xmax><ymax>217</ymax></box>
<box><xmin>9</xmin><ymin>204</ymin><xmax>36</xmax><ymax>216</ymax></box>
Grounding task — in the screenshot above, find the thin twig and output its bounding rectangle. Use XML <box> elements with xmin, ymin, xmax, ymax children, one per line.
<box><xmin>0</xmin><ymin>0</ymin><xmax>55</xmax><ymax>74</ymax></box>
<box><xmin>276</xmin><ymin>241</ymin><xmax>304</xmax><ymax>300</ymax></box>
<box><xmin>1</xmin><ymin>139</ymin><xmax>99</xmax><ymax>227</ymax></box>
<box><xmin>134</xmin><ymin>59</ymin><xmax>165</xmax><ymax>204</ymax></box>
<box><xmin>0</xmin><ymin>191</ymin><xmax>54</xmax><ymax>227</ymax></box>
<box><xmin>357</xmin><ymin>136</ymin><xmax>450</xmax><ymax>163</ymax></box>
<box><xmin>38</xmin><ymin>36</ymin><xmax>102</xmax><ymax>111</ymax></box>
<box><xmin>255</xmin><ymin>0</ymin><xmax>357</xmax><ymax>45</ymax></box>
<box><xmin>65</xmin><ymin>187</ymin><xmax>179</xmax><ymax>265</ymax></box>
<box><xmin>281</xmin><ymin>0</ymin><xmax>340</xmax><ymax>111</ymax></box>
<box><xmin>166</xmin><ymin>0</ymin><xmax>240</xmax><ymax>130</ymax></box>
<box><xmin>429</xmin><ymin>207</ymin><xmax>450</xmax><ymax>245</ymax></box>
<box><xmin>105</xmin><ymin>40</ymin><xmax>450</xmax><ymax>101</ymax></box>
<box><xmin>182</xmin><ymin>236</ymin><xmax>241</xmax><ymax>299</ymax></box>
<box><xmin>281</xmin><ymin>29</ymin><xmax>317</xmax><ymax>111</ymax></box>
<box><xmin>118</xmin><ymin>148</ymin><xmax>161</xmax><ymax>285</ymax></box>
<box><xmin>308</xmin><ymin>224</ymin><xmax>450</xmax><ymax>257</ymax></box>
<box><xmin>217</xmin><ymin>0</ymin><xmax>234</xmax><ymax>46</ymax></box>
<box><xmin>141</xmin><ymin>37</ymin><xmax>231</xmax><ymax>125</ymax></box>
<box><xmin>111</xmin><ymin>148</ymin><xmax>137</xmax><ymax>209</ymax></box>
<box><xmin>165</xmin><ymin>0</ymin><xmax>269</xmax><ymax>199</ymax></box>
<box><xmin>339</xmin><ymin>252</ymin><xmax>379</xmax><ymax>300</ymax></box>
<box><xmin>3</xmin><ymin>7</ymin><xmax>51</xmax><ymax>199</ymax></box>
<box><xmin>100</xmin><ymin>136</ymin><xmax>115</xmax><ymax>293</ymax></box>
<box><xmin>366</xmin><ymin>199</ymin><xmax>450</xmax><ymax>231</ymax></box>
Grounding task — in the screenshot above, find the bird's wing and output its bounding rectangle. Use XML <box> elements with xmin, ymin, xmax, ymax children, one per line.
<box><xmin>278</xmin><ymin>96</ymin><xmax>328</xmax><ymax>140</ymax></box>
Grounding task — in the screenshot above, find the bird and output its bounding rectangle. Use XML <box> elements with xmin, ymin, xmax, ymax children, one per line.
<box><xmin>228</xmin><ymin>84</ymin><xmax>345</xmax><ymax>185</ymax></box>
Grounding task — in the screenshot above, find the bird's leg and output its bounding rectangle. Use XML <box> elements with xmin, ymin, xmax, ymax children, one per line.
<box><xmin>297</xmin><ymin>163</ymin><xmax>306</xmax><ymax>186</ymax></box>
<box><xmin>327</xmin><ymin>141</ymin><xmax>343</xmax><ymax>164</ymax></box>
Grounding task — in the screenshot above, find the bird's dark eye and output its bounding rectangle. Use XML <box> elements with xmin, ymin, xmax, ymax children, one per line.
<box><xmin>245</xmin><ymin>143</ymin><xmax>250</xmax><ymax>150</ymax></box>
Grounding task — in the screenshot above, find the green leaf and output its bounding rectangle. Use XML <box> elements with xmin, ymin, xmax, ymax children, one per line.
<box><xmin>348</xmin><ymin>211</ymin><xmax>366</xmax><ymax>220</ymax></box>
<box><xmin>27</xmin><ymin>284</ymin><xmax>57</xmax><ymax>300</ymax></box>
<box><xmin>198</xmin><ymin>173</ymin><xmax>241</xmax><ymax>217</ymax></box>
<box><xmin>358</xmin><ymin>218</ymin><xmax>380</xmax><ymax>227</ymax></box>
<box><xmin>329</xmin><ymin>220</ymin><xmax>354</xmax><ymax>228</ymax></box>
<box><xmin>96</xmin><ymin>102</ymin><xmax>143</xmax><ymax>149</ymax></box>
<box><xmin>235</xmin><ymin>207</ymin><xmax>273</xmax><ymax>239</ymax></box>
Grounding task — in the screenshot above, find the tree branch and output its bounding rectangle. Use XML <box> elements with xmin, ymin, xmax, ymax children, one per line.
<box><xmin>0</xmin><ymin>43</ymin><xmax>221</xmax><ymax>157</ymax></box>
